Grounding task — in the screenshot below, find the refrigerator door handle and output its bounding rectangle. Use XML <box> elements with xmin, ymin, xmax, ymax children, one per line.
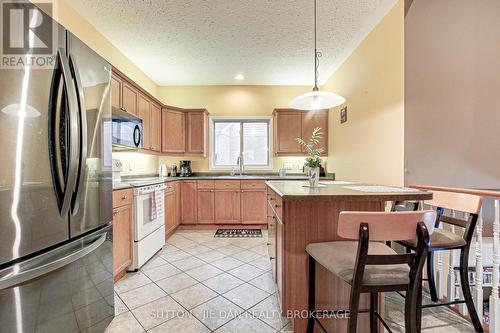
<box><xmin>59</xmin><ymin>48</ymin><xmax>80</xmax><ymax>217</ymax></box>
<box><xmin>68</xmin><ymin>54</ymin><xmax>88</xmax><ymax>215</ymax></box>
<box><xmin>0</xmin><ymin>233</ymin><xmax>106</xmax><ymax>290</ymax></box>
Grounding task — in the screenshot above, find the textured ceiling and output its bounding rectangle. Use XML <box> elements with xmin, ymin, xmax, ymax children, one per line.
<box><xmin>66</xmin><ymin>0</ymin><xmax>398</xmax><ymax>85</ymax></box>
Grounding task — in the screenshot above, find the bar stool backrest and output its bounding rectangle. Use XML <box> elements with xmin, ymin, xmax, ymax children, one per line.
<box><xmin>425</xmin><ymin>189</ymin><xmax>483</xmax><ymax>215</ymax></box>
<box><xmin>338</xmin><ymin>210</ymin><xmax>436</xmax><ymax>241</ymax></box>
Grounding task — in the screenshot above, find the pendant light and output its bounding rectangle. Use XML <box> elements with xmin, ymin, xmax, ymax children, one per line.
<box><xmin>288</xmin><ymin>0</ymin><xmax>346</xmax><ymax>111</ymax></box>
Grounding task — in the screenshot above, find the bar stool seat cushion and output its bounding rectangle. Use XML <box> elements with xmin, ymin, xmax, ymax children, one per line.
<box><xmin>400</xmin><ymin>229</ymin><xmax>466</xmax><ymax>249</ymax></box>
<box><xmin>306</xmin><ymin>241</ymin><xmax>410</xmax><ymax>286</ymax></box>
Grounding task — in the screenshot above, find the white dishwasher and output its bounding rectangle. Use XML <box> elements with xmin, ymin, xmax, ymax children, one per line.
<box><xmin>129</xmin><ymin>182</ymin><xmax>166</xmax><ymax>270</ymax></box>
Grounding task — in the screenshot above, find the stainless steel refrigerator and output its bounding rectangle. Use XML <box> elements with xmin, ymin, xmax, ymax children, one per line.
<box><xmin>0</xmin><ymin>3</ymin><xmax>114</xmax><ymax>332</ymax></box>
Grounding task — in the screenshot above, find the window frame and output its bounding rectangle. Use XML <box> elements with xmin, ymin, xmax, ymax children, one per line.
<box><xmin>209</xmin><ymin>116</ymin><xmax>273</xmax><ymax>171</ymax></box>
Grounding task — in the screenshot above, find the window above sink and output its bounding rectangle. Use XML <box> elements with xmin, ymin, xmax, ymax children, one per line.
<box><xmin>209</xmin><ymin>116</ymin><xmax>273</xmax><ymax>171</ymax></box>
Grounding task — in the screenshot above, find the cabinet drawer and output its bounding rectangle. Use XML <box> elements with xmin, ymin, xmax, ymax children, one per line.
<box><xmin>215</xmin><ymin>180</ymin><xmax>240</xmax><ymax>190</ymax></box>
<box><xmin>113</xmin><ymin>189</ymin><xmax>133</xmax><ymax>208</ymax></box>
<box><xmin>165</xmin><ymin>182</ymin><xmax>176</xmax><ymax>193</ymax></box>
<box><xmin>241</xmin><ymin>180</ymin><xmax>266</xmax><ymax>190</ymax></box>
<box><xmin>197</xmin><ymin>180</ymin><xmax>215</xmax><ymax>189</ymax></box>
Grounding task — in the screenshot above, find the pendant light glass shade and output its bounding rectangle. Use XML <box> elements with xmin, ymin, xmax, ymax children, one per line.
<box><xmin>288</xmin><ymin>0</ymin><xmax>346</xmax><ymax>111</ymax></box>
<box><xmin>288</xmin><ymin>90</ymin><xmax>346</xmax><ymax>110</ymax></box>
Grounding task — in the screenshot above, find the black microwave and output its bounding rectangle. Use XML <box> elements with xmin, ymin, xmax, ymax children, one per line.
<box><xmin>112</xmin><ymin>109</ymin><xmax>143</xmax><ymax>149</ymax></box>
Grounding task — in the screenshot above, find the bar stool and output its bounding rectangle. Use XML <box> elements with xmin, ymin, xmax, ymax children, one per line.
<box><xmin>306</xmin><ymin>210</ymin><xmax>436</xmax><ymax>333</ymax></box>
<box><xmin>395</xmin><ymin>189</ymin><xmax>484</xmax><ymax>332</ymax></box>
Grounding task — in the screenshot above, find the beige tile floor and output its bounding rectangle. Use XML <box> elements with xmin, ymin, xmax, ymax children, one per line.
<box><xmin>108</xmin><ymin>230</ymin><xmax>476</xmax><ymax>333</ymax></box>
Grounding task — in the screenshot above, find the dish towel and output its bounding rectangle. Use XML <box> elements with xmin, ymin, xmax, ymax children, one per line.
<box><xmin>150</xmin><ymin>191</ymin><xmax>157</xmax><ymax>220</ymax></box>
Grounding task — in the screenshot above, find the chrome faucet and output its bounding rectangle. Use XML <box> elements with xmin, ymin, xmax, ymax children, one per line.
<box><xmin>236</xmin><ymin>155</ymin><xmax>245</xmax><ymax>176</ymax></box>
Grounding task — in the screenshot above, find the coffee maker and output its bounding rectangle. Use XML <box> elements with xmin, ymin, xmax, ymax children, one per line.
<box><xmin>179</xmin><ymin>160</ymin><xmax>192</xmax><ymax>177</ymax></box>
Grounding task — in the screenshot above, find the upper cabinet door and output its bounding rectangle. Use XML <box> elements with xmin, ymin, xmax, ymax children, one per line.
<box><xmin>138</xmin><ymin>94</ymin><xmax>151</xmax><ymax>150</ymax></box>
<box><xmin>162</xmin><ymin>108</ymin><xmax>186</xmax><ymax>154</ymax></box>
<box><xmin>274</xmin><ymin>110</ymin><xmax>302</xmax><ymax>155</ymax></box>
<box><xmin>150</xmin><ymin>103</ymin><xmax>162</xmax><ymax>152</ymax></box>
<box><xmin>122</xmin><ymin>82</ymin><xmax>138</xmax><ymax>115</ymax></box>
<box><xmin>301</xmin><ymin>110</ymin><xmax>328</xmax><ymax>155</ymax></box>
<box><xmin>186</xmin><ymin>111</ymin><xmax>207</xmax><ymax>156</ymax></box>
<box><xmin>111</xmin><ymin>74</ymin><xmax>122</xmax><ymax>110</ymax></box>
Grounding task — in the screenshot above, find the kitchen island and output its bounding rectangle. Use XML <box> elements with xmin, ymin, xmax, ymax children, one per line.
<box><xmin>265</xmin><ymin>180</ymin><xmax>432</xmax><ymax>332</ymax></box>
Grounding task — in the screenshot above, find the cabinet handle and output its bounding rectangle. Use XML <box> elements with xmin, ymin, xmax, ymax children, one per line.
<box><xmin>113</xmin><ymin>211</ymin><xmax>117</xmax><ymax>216</ymax></box>
<box><xmin>121</xmin><ymin>195</ymin><xmax>127</xmax><ymax>200</ymax></box>
<box><xmin>269</xmin><ymin>257</ymin><xmax>276</xmax><ymax>260</ymax></box>
<box><xmin>275</xmin><ymin>204</ymin><xmax>281</xmax><ymax>208</ymax></box>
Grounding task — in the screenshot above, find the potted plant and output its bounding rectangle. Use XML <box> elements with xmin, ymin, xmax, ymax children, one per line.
<box><xmin>296</xmin><ymin>127</ymin><xmax>324</xmax><ymax>187</ymax></box>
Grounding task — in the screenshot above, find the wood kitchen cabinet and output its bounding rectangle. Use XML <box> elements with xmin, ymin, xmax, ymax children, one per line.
<box><xmin>111</xmin><ymin>69</ymin><xmax>208</xmax><ymax>156</ymax></box>
<box><xmin>174</xmin><ymin>181</ymin><xmax>182</xmax><ymax>226</ymax></box>
<box><xmin>162</xmin><ymin>108</ymin><xmax>186</xmax><ymax>154</ymax></box>
<box><xmin>240</xmin><ymin>180</ymin><xmax>267</xmax><ymax>224</ymax></box>
<box><xmin>138</xmin><ymin>94</ymin><xmax>151</xmax><ymax>149</ymax></box>
<box><xmin>111</xmin><ymin>74</ymin><xmax>122</xmax><ymax>110</ymax></box>
<box><xmin>214</xmin><ymin>190</ymin><xmax>241</xmax><ymax>224</ymax></box>
<box><xmin>181</xmin><ymin>181</ymin><xmax>197</xmax><ymax>224</ymax></box>
<box><xmin>161</xmin><ymin>108</ymin><xmax>208</xmax><ymax>156</ymax></box>
<box><xmin>301</xmin><ymin>110</ymin><xmax>328</xmax><ymax>155</ymax></box>
<box><xmin>274</xmin><ymin>109</ymin><xmax>302</xmax><ymax>155</ymax></box>
<box><xmin>112</xmin><ymin>188</ymin><xmax>133</xmax><ymax>282</ymax></box>
<box><xmin>273</xmin><ymin>108</ymin><xmax>329</xmax><ymax>156</ymax></box>
<box><xmin>138</xmin><ymin>94</ymin><xmax>162</xmax><ymax>152</ymax></box>
<box><xmin>165</xmin><ymin>185</ymin><xmax>176</xmax><ymax>237</ymax></box>
<box><xmin>122</xmin><ymin>81</ymin><xmax>138</xmax><ymax>115</ymax></box>
<box><xmin>197</xmin><ymin>189</ymin><xmax>215</xmax><ymax>224</ymax></box>
<box><xmin>186</xmin><ymin>110</ymin><xmax>207</xmax><ymax>156</ymax></box>
<box><xmin>150</xmin><ymin>103</ymin><xmax>162</xmax><ymax>152</ymax></box>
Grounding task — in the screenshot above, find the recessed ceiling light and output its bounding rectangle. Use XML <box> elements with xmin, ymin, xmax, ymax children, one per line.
<box><xmin>235</xmin><ymin>74</ymin><xmax>244</xmax><ymax>80</ymax></box>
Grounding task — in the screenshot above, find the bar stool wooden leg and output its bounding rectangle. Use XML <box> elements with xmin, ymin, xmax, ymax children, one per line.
<box><xmin>306</xmin><ymin>256</ymin><xmax>316</xmax><ymax>333</ymax></box>
<box><xmin>370</xmin><ymin>292</ymin><xmax>379</xmax><ymax>333</ymax></box>
<box><xmin>459</xmin><ymin>247</ymin><xmax>484</xmax><ymax>332</ymax></box>
<box><xmin>417</xmin><ymin>282</ymin><xmax>423</xmax><ymax>332</ymax></box>
<box><xmin>404</xmin><ymin>287</ymin><xmax>413</xmax><ymax>333</ymax></box>
<box><xmin>348</xmin><ymin>286</ymin><xmax>361</xmax><ymax>333</ymax></box>
<box><xmin>426</xmin><ymin>251</ymin><xmax>439</xmax><ymax>302</ymax></box>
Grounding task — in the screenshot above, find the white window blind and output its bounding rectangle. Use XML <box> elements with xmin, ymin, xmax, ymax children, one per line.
<box><xmin>212</xmin><ymin>119</ymin><xmax>271</xmax><ymax>168</ymax></box>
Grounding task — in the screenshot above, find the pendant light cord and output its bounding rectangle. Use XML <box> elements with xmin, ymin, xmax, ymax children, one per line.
<box><xmin>313</xmin><ymin>0</ymin><xmax>321</xmax><ymax>91</ymax></box>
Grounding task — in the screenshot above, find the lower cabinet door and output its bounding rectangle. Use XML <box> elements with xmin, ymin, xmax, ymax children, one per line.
<box><xmin>197</xmin><ymin>190</ymin><xmax>215</xmax><ymax>224</ymax></box>
<box><xmin>181</xmin><ymin>181</ymin><xmax>197</xmax><ymax>224</ymax></box>
<box><xmin>113</xmin><ymin>204</ymin><xmax>132</xmax><ymax>278</ymax></box>
<box><xmin>214</xmin><ymin>190</ymin><xmax>241</xmax><ymax>224</ymax></box>
<box><xmin>174</xmin><ymin>182</ymin><xmax>182</xmax><ymax>226</ymax></box>
<box><xmin>165</xmin><ymin>190</ymin><xmax>176</xmax><ymax>236</ymax></box>
<box><xmin>241</xmin><ymin>190</ymin><xmax>267</xmax><ymax>224</ymax></box>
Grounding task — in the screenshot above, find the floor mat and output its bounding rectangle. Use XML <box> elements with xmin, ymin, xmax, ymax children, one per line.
<box><xmin>214</xmin><ymin>229</ymin><xmax>262</xmax><ymax>238</ymax></box>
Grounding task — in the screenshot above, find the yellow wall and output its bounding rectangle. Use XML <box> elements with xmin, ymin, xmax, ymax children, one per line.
<box><xmin>53</xmin><ymin>0</ymin><xmax>404</xmax><ymax>181</ymax></box>
<box><xmin>323</xmin><ymin>0</ymin><xmax>404</xmax><ymax>186</ymax></box>
<box><xmin>37</xmin><ymin>0</ymin><xmax>158</xmax><ymax>98</ymax></box>
<box><xmin>157</xmin><ymin>85</ymin><xmax>313</xmax><ymax>173</ymax></box>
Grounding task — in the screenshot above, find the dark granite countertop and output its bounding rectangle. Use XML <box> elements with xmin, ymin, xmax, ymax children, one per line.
<box><xmin>265</xmin><ymin>180</ymin><xmax>433</xmax><ymax>201</ymax></box>
<box><xmin>112</xmin><ymin>173</ymin><xmax>335</xmax><ymax>190</ymax></box>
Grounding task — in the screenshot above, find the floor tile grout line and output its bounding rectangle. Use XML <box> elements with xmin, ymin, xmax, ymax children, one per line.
<box><xmin>137</xmin><ymin>276</ymin><xmax>216</xmax><ymax>333</ymax></box>
<box><xmin>115</xmin><ymin>272</ymin><xmax>154</xmax><ymax>296</ymax></box>
<box><xmin>114</xmin><ymin>232</ymin><xmax>274</xmax><ymax>332</ymax></box>
<box><xmin>243</xmin><ymin>293</ymin><xmax>289</xmax><ymax>331</ymax></box>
